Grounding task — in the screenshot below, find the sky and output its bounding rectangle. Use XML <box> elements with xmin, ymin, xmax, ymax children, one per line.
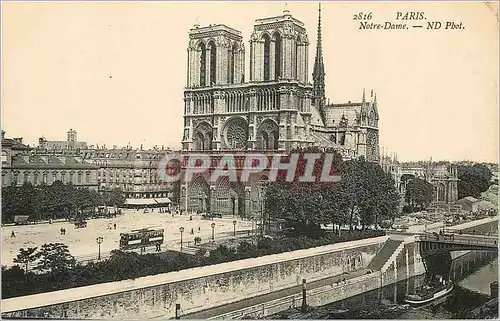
<box><xmin>1</xmin><ymin>1</ymin><xmax>498</xmax><ymax>162</ymax></box>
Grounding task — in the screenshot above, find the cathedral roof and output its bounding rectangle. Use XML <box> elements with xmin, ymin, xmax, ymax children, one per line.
<box><xmin>310</xmin><ymin>131</ymin><xmax>336</xmax><ymax>148</ymax></box>
<box><xmin>310</xmin><ymin>104</ymin><xmax>325</xmax><ymax>127</ymax></box>
<box><xmin>296</xmin><ymin>113</ymin><xmax>305</xmax><ymax>127</ymax></box>
<box><xmin>324</xmin><ymin>103</ymin><xmax>362</xmax><ymax>128</ymax></box>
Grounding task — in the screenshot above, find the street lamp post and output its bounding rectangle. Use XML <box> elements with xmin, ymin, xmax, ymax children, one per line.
<box><xmin>96</xmin><ymin>237</ymin><xmax>103</xmax><ymax>260</ymax></box>
<box><xmin>233</xmin><ymin>220</ymin><xmax>237</xmax><ymax>237</ymax></box>
<box><xmin>179</xmin><ymin>227</ymin><xmax>184</xmax><ymax>252</ymax></box>
<box><xmin>211</xmin><ymin>222</ymin><xmax>215</xmax><ymax>241</ymax></box>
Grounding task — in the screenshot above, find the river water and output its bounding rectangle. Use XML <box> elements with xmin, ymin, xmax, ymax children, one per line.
<box><xmin>320</xmin><ymin>250</ymin><xmax>498</xmax><ymax>319</ymax></box>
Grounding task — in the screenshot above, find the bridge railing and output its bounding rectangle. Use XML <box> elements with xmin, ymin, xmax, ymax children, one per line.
<box><xmin>416</xmin><ymin>234</ymin><xmax>498</xmax><ymax>248</ymax></box>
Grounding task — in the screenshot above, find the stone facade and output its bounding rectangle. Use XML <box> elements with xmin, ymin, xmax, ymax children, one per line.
<box><xmin>380</xmin><ymin>153</ymin><xmax>460</xmax><ymax>206</ymax></box>
<box><xmin>180</xmin><ymin>6</ymin><xmax>380</xmax><ymax>215</ymax></box>
<box><xmin>1</xmin><ymin>131</ymin><xmax>176</xmax><ymax>204</ymax></box>
<box><xmin>1</xmin><ymin>132</ymin><xmax>98</xmax><ymax>190</ymax></box>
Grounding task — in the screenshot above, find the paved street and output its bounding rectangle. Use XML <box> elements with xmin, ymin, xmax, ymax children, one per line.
<box><xmin>1</xmin><ymin>209</ymin><xmax>252</xmax><ymax>267</ymax></box>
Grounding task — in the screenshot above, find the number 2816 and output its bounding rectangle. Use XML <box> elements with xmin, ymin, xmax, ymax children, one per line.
<box><xmin>353</xmin><ymin>12</ymin><xmax>372</xmax><ymax>20</ymax></box>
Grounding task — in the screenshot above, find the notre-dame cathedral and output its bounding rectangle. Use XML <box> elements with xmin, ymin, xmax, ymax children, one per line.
<box><xmin>180</xmin><ymin>4</ymin><xmax>380</xmax><ymax>216</ymax></box>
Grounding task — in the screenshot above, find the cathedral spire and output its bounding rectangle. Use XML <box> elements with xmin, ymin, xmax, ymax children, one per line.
<box><xmin>313</xmin><ymin>2</ymin><xmax>326</xmax><ymax>122</ymax></box>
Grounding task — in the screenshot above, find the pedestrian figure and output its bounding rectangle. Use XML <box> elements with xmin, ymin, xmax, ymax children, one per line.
<box><xmin>60</xmin><ymin>227</ymin><xmax>64</xmax><ymax>235</ymax></box>
<box><xmin>114</xmin><ymin>223</ymin><xmax>116</xmax><ymax>230</ymax></box>
<box><xmin>198</xmin><ymin>226</ymin><xmax>201</xmax><ymax>232</ymax></box>
<box><xmin>191</xmin><ymin>228</ymin><xmax>194</xmax><ymax>235</ymax></box>
<box><xmin>11</xmin><ymin>231</ymin><xmax>15</xmax><ymax>238</ymax></box>
<box><xmin>190</xmin><ymin>215</ymin><xmax>193</xmax><ymax>221</ymax></box>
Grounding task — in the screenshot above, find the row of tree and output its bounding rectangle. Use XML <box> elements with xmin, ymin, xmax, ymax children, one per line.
<box><xmin>264</xmin><ymin>148</ymin><xmax>401</xmax><ymax>232</ymax></box>
<box><xmin>1</xmin><ymin>181</ymin><xmax>126</xmax><ymax>223</ymax></box>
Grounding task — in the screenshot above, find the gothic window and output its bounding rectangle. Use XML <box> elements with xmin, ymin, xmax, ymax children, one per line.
<box><xmin>339</xmin><ymin>132</ymin><xmax>346</xmax><ymax>146</ymax></box>
<box><xmin>229</xmin><ymin>44</ymin><xmax>237</xmax><ymax>84</ymax></box>
<box><xmin>25</xmin><ymin>172</ymin><xmax>31</xmax><ymax>184</ymax></box>
<box><xmin>274</xmin><ymin>33</ymin><xmax>282</xmax><ymax>80</ymax></box>
<box><xmin>225</xmin><ymin>118</ymin><xmax>248</xmax><ymax>150</ymax></box>
<box><xmin>257</xmin><ymin>120</ymin><xmax>279</xmax><ymax>150</ymax></box>
<box><xmin>43</xmin><ymin>172</ymin><xmax>48</xmax><ymax>184</ymax></box>
<box><xmin>194</xmin><ymin>123</ymin><xmax>213</xmax><ymax>151</ymax></box>
<box><xmin>208</xmin><ymin>41</ymin><xmax>217</xmax><ymax>85</ymax></box>
<box><xmin>294</xmin><ymin>41</ymin><xmax>299</xmax><ymax>80</ymax></box>
<box><xmin>13</xmin><ymin>172</ymin><xmax>18</xmax><ymax>186</ymax></box>
<box><xmin>263</xmin><ymin>34</ymin><xmax>271</xmax><ymax>81</ymax></box>
<box><xmin>199</xmin><ymin>43</ymin><xmax>206</xmax><ymax>87</ymax></box>
<box><xmin>249</xmin><ymin>42</ymin><xmax>254</xmax><ymax>80</ymax></box>
<box><xmin>33</xmin><ymin>172</ymin><xmax>38</xmax><ymax>185</ymax></box>
<box><xmin>78</xmin><ymin>172</ymin><xmax>82</xmax><ymax>183</ymax></box>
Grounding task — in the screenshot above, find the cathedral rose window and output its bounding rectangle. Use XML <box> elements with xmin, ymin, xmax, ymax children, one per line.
<box><xmin>225</xmin><ymin>118</ymin><xmax>248</xmax><ymax>150</ymax></box>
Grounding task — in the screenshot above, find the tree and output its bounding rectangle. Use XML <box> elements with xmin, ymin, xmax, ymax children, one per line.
<box><xmin>458</xmin><ymin>164</ymin><xmax>492</xmax><ymax>199</ymax></box>
<box><xmin>109</xmin><ymin>188</ymin><xmax>126</xmax><ymax>206</ymax></box>
<box><xmin>101</xmin><ymin>188</ymin><xmax>126</xmax><ymax>207</ymax></box>
<box><xmin>2</xmin><ymin>182</ymin><xmax>102</xmax><ymax>223</ymax></box>
<box><xmin>342</xmin><ymin>158</ymin><xmax>400</xmax><ymax>230</ymax></box>
<box><xmin>13</xmin><ymin>247</ymin><xmax>40</xmax><ymax>283</ymax></box>
<box><xmin>405</xmin><ymin>178</ymin><xmax>434</xmax><ymax>210</ymax></box>
<box><xmin>1</xmin><ymin>186</ymin><xmax>18</xmax><ymax>223</ymax></box>
<box><xmin>36</xmin><ymin>243</ymin><xmax>76</xmax><ymax>275</ymax></box>
<box><xmin>264</xmin><ymin>148</ymin><xmax>344</xmax><ymax>235</ymax></box>
<box><xmin>264</xmin><ymin>149</ymin><xmax>400</xmax><ymax>235</ymax></box>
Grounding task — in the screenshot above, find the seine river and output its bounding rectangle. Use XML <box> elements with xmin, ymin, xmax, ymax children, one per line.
<box><xmin>321</xmin><ymin>250</ymin><xmax>498</xmax><ymax>319</ymax></box>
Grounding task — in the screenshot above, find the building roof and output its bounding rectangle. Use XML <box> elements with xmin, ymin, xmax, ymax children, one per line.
<box><xmin>457</xmin><ymin>196</ymin><xmax>479</xmax><ymax>204</ymax></box>
<box><xmin>476</xmin><ymin>200</ymin><xmax>495</xmax><ymax>210</ymax></box>
<box><xmin>310</xmin><ymin>104</ymin><xmax>325</xmax><ymax>127</ymax></box>
<box><xmin>324</xmin><ymin>104</ymin><xmax>361</xmax><ymax>128</ymax></box>
<box><xmin>9</xmin><ymin>154</ymin><xmax>97</xmax><ymax>169</ymax></box>
<box><xmin>2</xmin><ymin>137</ymin><xmax>31</xmax><ymax>150</ymax></box>
<box><xmin>295</xmin><ymin>113</ymin><xmax>305</xmax><ymax>127</ymax></box>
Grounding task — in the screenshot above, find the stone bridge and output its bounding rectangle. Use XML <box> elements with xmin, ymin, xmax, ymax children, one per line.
<box><xmin>416</xmin><ymin>233</ymin><xmax>498</xmax><ymax>257</ymax></box>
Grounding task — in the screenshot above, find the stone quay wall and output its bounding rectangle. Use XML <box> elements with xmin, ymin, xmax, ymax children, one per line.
<box><xmin>1</xmin><ymin>236</ymin><xmax>388</xmax><ymax>320</ymax></box>
<box><xmin>194</xmin><ymin>218</ymin><xmax>499</xmax><ymax>319</ymax></box>
<box><xmin>213</xmin><ymin>238</ymin><xmax>426</xmax><ymax>320</ymax></box>
<box><xmin>212</xmin><ymin>272</ymin><xmax>382</xmax><ymax>320</ymax></box>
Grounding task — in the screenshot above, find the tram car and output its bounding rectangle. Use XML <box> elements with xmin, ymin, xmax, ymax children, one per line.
<box><xmin>119</xmin><ymin>228</ymin><xmax>164</xmax><ymax>250</ymax></box>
